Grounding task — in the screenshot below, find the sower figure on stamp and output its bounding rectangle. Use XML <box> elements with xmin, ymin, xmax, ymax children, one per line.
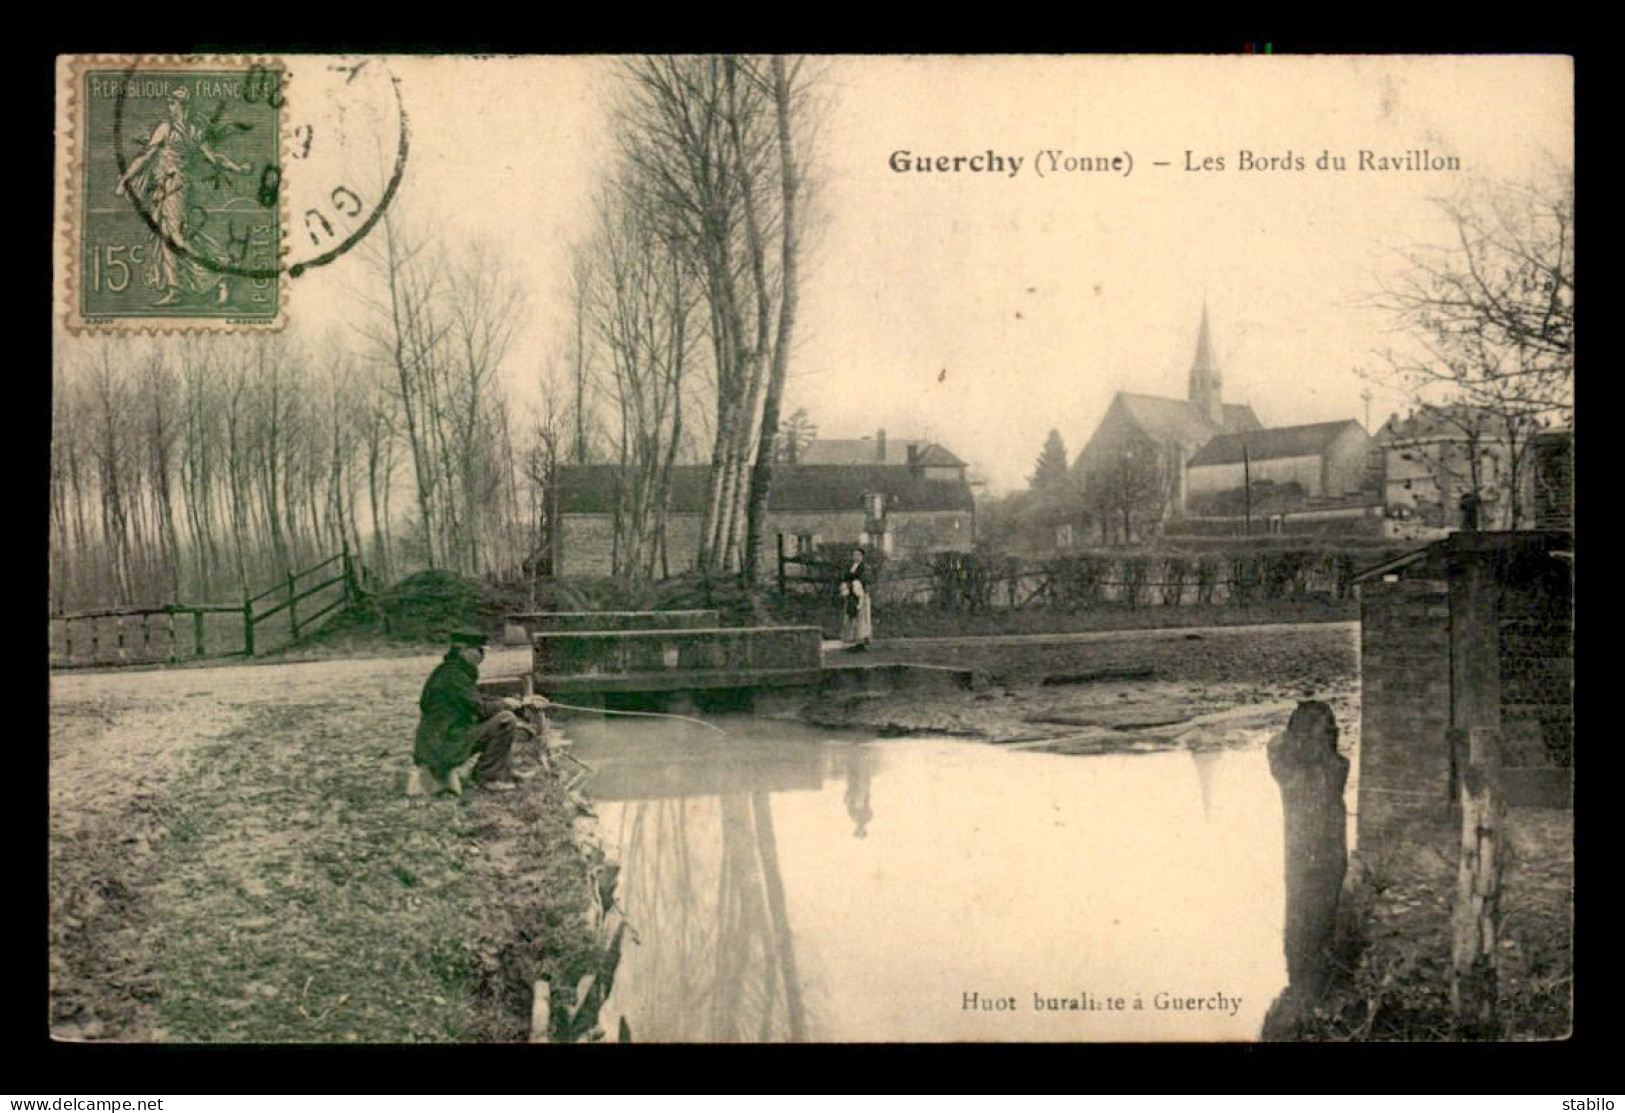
<box><xmin>113</xmin><ymin>85</ymin><xmax>250</xmax><ymax>306</ymax></box>
<box><xmin>411</xmin><ymin>627</ymin><xmax>542</xmax><ymax>796</ymax></box>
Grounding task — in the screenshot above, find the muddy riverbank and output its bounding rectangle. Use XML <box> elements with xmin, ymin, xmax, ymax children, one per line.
<box><xmin>800</xmin><ymin>622</ymin><xmax>1360</xmax><ymax>753</ymax></box>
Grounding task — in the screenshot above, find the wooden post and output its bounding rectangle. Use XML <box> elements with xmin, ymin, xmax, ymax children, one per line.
<box><xmin>167</xmin><ymin>609</ymin><xmax>177</xmax><ymax>664</ymax></box>
<box><xmin>777</xmin><ymin>534</ymin><xmax>787</xmax><ymax>597</ymax></box>
<box><xmin>1452</xmin><ymin>725</ymin><xmax>1503</xmax><ymax>1038</ymax></box>
<box><xmin>116</xmin><ymin>615</ymin><xmax>127</xmax><ymax>663</ymax></box>
<box><xmin>141</xmin><ymin>614</ymin><xmax>151</xmax><ymax>659</ymax></box>
<box><xmin>194</xmin><ymin>610</ymin><xmax>206</xmax><ymax>657</ymax></box>
<box><xmin>1450</xmin><ymin>555</ymin><xmax>1501</xmax><ymax>739</ymax></box>
<box><xmin>243</xmin><ymin>600</ymin><xmax>256</xmax><ymax>658</ymax></box>
<box><xmin>287</xmin><ymin>570</ymin><xmax>300</xmax><ymax>641</ymax></box>
<box><xmin>1243</xmin><ymin>443</ymin><xmax>1252</xmax><ymax>537</ymax></box>
<box><xmin>63</xmin><ymin>620</ymin><xmax>73</xmax><ymax>663</ymax></box>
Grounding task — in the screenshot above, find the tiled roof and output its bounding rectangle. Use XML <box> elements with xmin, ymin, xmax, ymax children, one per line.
<box><xmin>1114</xmin><ymin>392</ymin><xmax>1263</xmax><ymax>448</ymax></box>
<box><xmin>913</xmin><ymin>444</ymin><xmax>967</xmax><ymax>468</ymax></box>
<box><xmin>556</xmin><ymin>465</ymin><xmax>712</xmax><ymax>514</ymax></box>
<box><xmin>557</xmin><ymin>463</ymin><xmax>975</xmax><ymax>515</ymax></box>
<box><xmin>1188</xmin><ymin>420</ymin><xmax>1364</xmax><ymax>466</ymax></box>
<box><xmin>798</xmin><ymin>438</ymin><xmax>921</xmax><ymax>465</ymax></box>
<box><xmin>1375</xmin><ymin>405</ymin><xmax>1509</xmax><ymax>443</ymax></box>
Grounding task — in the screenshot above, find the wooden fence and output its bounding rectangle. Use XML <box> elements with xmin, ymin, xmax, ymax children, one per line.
<box><xmin>778</xmin><ymin>549</ymin><xmax>1364</xmax><ymax>611</ymax></box>
<box><xmin>49</xmin><ymin>547</ymin><xmax>363</xmax><ymax>668</ymax></box>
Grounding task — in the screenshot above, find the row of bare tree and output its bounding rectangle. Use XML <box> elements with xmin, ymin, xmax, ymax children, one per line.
<box><xmin>559</xmin><ymin>55</ymin><xmax>813</xmax><ymax>580</ymax></box>
<box><xmin>51</xmin><ymin>271</ymin><xmax>544</xmax><ymax>612</ymax></box>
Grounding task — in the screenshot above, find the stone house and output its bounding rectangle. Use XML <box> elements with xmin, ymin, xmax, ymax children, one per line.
<box><xmin>1374</xmin><ymin>406</ymin><xmax>1538</xmax><ymax>536</ymax></box>
<box><xmin>553</xmin><ymin>449</ymin><xmax>976</xmax><ymax>578</ymax></box>
<box><xmin>1185</xmin><ymin>419</ymin><xmax>1374</xmax><ymax>510</ymax></box>
<box><xmin>1532</xmin><ymin>426</ymin><xmax>1574</xmax><ymax>533</ymax></box>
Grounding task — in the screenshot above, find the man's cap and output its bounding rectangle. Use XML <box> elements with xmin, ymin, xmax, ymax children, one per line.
<box><xmin>448</xmin><ymin>626</ymin><xmax>489</xmax><ymax>647</ymax></box>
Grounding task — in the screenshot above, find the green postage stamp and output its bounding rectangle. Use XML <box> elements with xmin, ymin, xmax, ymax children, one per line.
<box><xmin>65</xmin><ymin>58</ymin><xmax>286</xmax><ymax>331</ymax></box>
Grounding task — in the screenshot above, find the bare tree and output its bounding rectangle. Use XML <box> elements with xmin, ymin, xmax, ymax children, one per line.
<box><xmin>1366</xmin><ymin>168</ymin><xmax>1573</xmax><ymax>527</ymax></box>
<box><xmin>577</xmin><ymin>166</ymin><xmax>700</xmax><ymax>580</ymax></box>
<box><xmin>1085</xmin><ymin>444</ymin><xmax>1166</xmax><ymax>545</ymax></box>
<box><xmin>614</xmin><ymin>55</ymin><xmax>818</xmax><ymax>578</ymax></box>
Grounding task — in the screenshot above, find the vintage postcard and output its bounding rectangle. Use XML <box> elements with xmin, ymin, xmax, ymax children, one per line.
<box><xmin>49</xmin><ymin>53</ymin><xmax>1573</xmax><ymax>1045</ymax></box>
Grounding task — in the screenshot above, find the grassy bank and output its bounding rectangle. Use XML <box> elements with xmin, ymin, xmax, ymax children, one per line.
<box><xmin>51</xmin><ymin>674</ymin><xmax>604</xmax><ymax>1043</ymax></box>
<box><xmin>153</xmin><ymin>701</ymin><xmax>486</xmax><ymax>1041</ymax></box>
<box><xmin>1300</xmin><ymin>811</ymin><xmax>1573</xmax><ymax>1041</ymax></box>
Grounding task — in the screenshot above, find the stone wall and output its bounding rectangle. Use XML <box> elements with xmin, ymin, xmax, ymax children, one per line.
<box><xmin>511</xmin><ymin>610</ymin><xmax>720</xmax><ymax>633</ymax></box>
<box><xmin>1356</xmin><ymin>575</ymin><xmax>1453</xmax><ymax>853</ymax></box>
<box><xmin>556</xmin><ymin>514</ymin><xmax>706</xmax><ymax>577</ymax></box>
<box><xmin>533</xmin><ymin>625</ymin><xmax>823</xmax><ymax>692</ymax></box>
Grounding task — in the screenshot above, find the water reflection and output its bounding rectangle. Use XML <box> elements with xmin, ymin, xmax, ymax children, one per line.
<box><xmin>843</xmin><ymin>744</ymin><xmax>874</xmax><ymax>839</ymax></box>
<box><xmin>575</xmin><ymin>718</ymin><xmax>1287</xmax><ymax>1043</ymax></box>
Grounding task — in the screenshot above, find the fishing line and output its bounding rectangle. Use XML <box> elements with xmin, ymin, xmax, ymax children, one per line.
<box><xmin>542</xmin><ymin>699</ymin><xmax>729</xmax><ymax>734</ymax></box>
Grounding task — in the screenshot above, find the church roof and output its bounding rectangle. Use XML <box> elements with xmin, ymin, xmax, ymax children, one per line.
<box><xmin>1114</xmin><ymin>392</ymin><xmax>1262</xmax><ymax>448</ymax></box>
<box><xmin>1189</xmin><ymin>303</ymin><xmax>1219</xmax><ymax>385</ymax></box>
<box><xmin>1188</xmin><ymin>419</ymin><xmax>1364</xmax><ymax>466</ymax></box>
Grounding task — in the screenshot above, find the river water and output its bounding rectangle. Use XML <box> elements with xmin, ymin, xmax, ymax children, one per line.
<box><xmin>572</xmin><ymin>717</ymin><xmax>1287</xmax><ymax>1042</ymax></box>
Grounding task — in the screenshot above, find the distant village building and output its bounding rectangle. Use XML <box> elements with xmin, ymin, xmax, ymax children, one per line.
<box><xmin>552</xmin><ymin>432</ymin><xmax>975</xmax><ymax>577</ymax></box>
<box><xmin>1374</xmin><ymin>406</ymin><xmax>1538</xmax><ymax>538</ymax></box>
<box><xmin>1532</xmin><ymin>426</ymin><xmax>1574</xmax><ymax>533</ymax></box>
<box><xmin>1074</xmin><ymin>306</ymin><xmax>1263</xmax><ymax>541</ymax></box>
<box><xmin>796</xmin><ymin>429</ymin><xmax>970</xmax><ymax>483</ymax></box>
<box><xmin>1073</xmin><ymin>305</ymin><xmax>1386</xmax><ymax>539</ymax></box>
<box><xmin>1189</xmin><ymin>419</ymin><xmax>1378</xmax><ymax>510</ymax></box>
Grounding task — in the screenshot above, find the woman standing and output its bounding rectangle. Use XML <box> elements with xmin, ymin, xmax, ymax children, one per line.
<box><xmin>838</xmin><ymin>548</ymin><xmax>873</xmax><ymax>651</ymax></box>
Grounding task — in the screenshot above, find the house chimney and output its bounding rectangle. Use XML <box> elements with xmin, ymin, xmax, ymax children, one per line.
<box><xmin>876</xmin><ymin>428</ymin><xmax>887</xmax><ymax>462</ymax></box>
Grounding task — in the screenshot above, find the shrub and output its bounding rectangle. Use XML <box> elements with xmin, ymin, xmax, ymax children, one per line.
<box><xmin>1119</xmin><ymin>556</ymin><xmax>1151</xmax><ymax>608</ymax></box>
<box><xmin>1161</xmin><ymin>556</ymin><xmax>1190</xmax><ymax>606</ymax></box>
<box><xmin>375</xmin><ymin>569</ymin><xmax>490</xmax><ymax>641</ymax></box>
<box><xmin>1195</xmin><ymin>555</ymin><xmax>1222</xmax><ymax>605</ymax></box>
<box><xmin>1043</xmin><ymin>555</ymin><xmax>1105</xmax><ymax>609</ymax></box>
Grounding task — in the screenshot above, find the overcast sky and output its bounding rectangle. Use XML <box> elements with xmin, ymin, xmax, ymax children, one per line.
<box><xmin>57</xmin><ymin>54</ymin><xmax>1573</xmax><ymax>494</ymax></box>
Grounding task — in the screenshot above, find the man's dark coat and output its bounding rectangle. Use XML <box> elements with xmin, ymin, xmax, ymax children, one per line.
<box><xmin>414</xmin><ymin>650</ymin><xmax>505</xmax><ymax>778</ymax></box>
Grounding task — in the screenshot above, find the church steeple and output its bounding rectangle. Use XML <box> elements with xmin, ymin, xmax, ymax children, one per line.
<box><xmin>1188</xmin><ymin>302</ymin><xmax>1224</xmax><ymax>426</ymax></box>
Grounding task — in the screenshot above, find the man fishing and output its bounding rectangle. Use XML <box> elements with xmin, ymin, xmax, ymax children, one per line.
<box><xmin>413</xmin><ymin>627</ymin><xmax>545</xmax><ymax>795</ymax></box>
